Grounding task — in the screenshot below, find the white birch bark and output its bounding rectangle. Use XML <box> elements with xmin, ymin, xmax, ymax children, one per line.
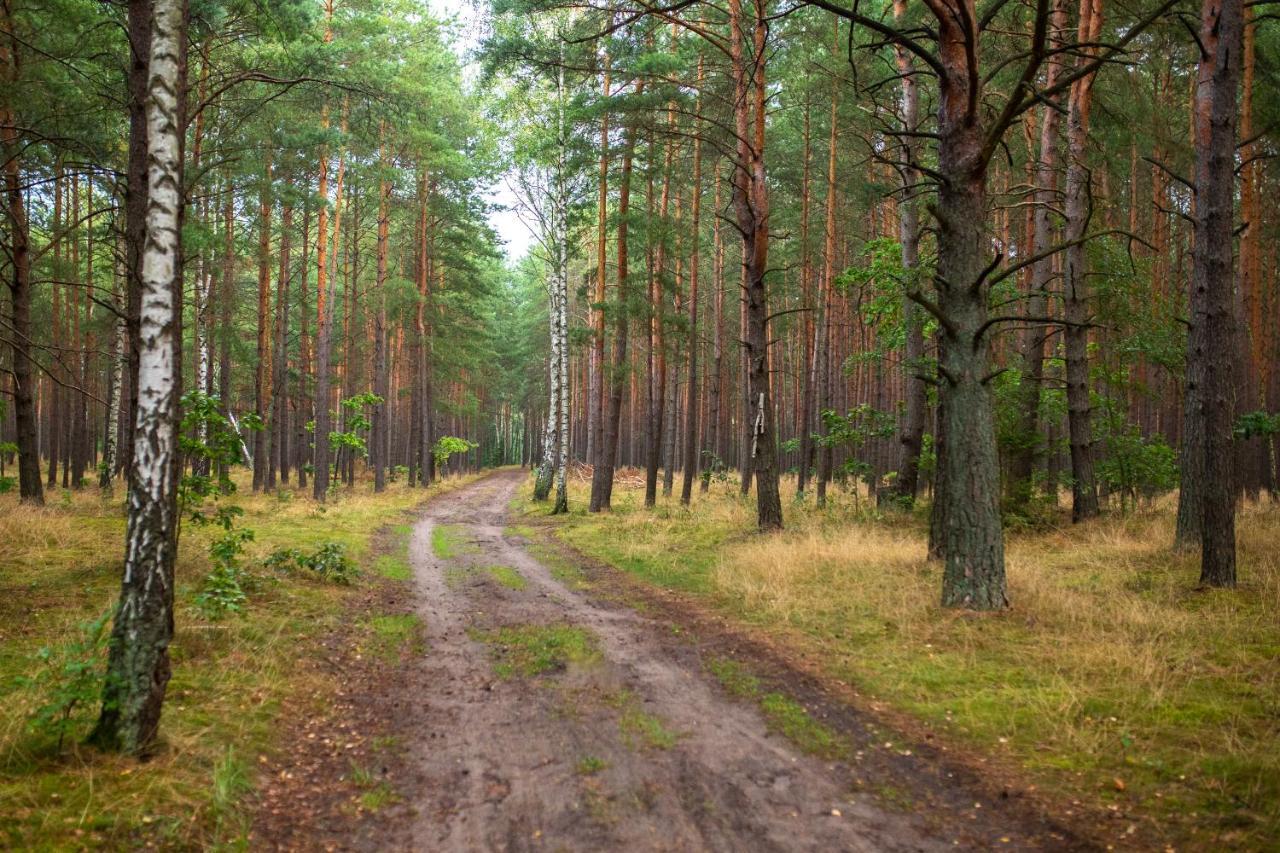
<box><xmin>92</xmin><ymin>0</ymin><xmax>183</xmax><ymax>754</ymax></box>
<box><xmin>553</xmin><ymin>57</ymin><xmax>571</xmax><ymax>514</ymax></box>
<box><xmin>100</xmin><ymin>244</ymin><xmax>128</xmax><ymax>492</ymax></box>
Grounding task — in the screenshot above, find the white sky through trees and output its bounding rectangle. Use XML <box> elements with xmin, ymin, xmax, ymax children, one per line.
<box><xmin>428</xmin><ymin>0</ymin><xmax>537</xmax><ymax>261</ymax></box>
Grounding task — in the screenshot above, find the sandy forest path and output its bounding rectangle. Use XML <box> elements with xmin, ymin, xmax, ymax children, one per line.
<box><xmin>394</xmin><ymin>470</ymin><xmax>1086</xmax><ymax>852</ymax></box>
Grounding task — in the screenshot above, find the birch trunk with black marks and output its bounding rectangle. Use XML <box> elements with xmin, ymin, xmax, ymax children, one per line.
<box><xmin>553</xmin><ymin>59</ymin><xmax>571</xmax><ymax>515</ymax></box>
<box><xmin>91</xmin><ymin>0</ymin><xmax>185</xmax><ymax>753</ymax></box>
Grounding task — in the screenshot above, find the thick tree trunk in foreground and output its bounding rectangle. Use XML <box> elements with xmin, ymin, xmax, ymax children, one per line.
<box><xmin>91</xmin><ymin>0</ymin><xmax>185</xmax><ymax>754</ymax></box>
<box><xmin>1189</xmin><ymin>0</ymin><xmax>1241</xmax><ymax>586</ymax></box>
<box><xmin>931</xmin><ymin>0</ymin><xmax>1006</xmax><ymax>609</ymax></box>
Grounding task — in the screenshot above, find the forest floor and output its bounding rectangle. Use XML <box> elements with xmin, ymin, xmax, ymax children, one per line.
<box><xmin>4</xmin><ymin>469</ymin><xmax>1274</xmax><ymax>850</ymax></box>
<box><xmin>253</xmin><ymin>469</ymin><xmax>1093</xmax><ymax>851</ymax></box>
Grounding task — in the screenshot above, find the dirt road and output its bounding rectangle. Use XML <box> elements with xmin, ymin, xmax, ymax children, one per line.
<box><xmin>399</xmin><ymin>471</ymin><xmax>1084</xmax><ymax>852</ymax></box>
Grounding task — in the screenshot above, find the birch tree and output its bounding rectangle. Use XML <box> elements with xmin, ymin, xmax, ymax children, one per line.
<box><xmin>90</xmin><ymin>0</ymin><xmax>185</xmax><ymax>754</ymax></box>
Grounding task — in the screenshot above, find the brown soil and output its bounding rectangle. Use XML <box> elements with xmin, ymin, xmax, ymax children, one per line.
<box><xmin>251</xmin><ymin>470</ymin><xmax>1100</xmax><ymax>851</ymax></box>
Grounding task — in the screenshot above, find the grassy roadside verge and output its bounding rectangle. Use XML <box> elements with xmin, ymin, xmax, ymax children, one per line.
<box><xmin>519</xmin><ymin>473</ymin><xmax>1280</xmax><ymax>850</ymax></box>
<box><xmin>0</xmin><ymin>472</ymin><xmax>478</xmax><ymax>849</ymax></box>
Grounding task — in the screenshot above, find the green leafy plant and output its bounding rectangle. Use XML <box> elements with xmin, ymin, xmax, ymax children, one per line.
<box><xmin>0</xmin><ymin>439</ymin><xmax>18</xmax><ymax>478</ymax></box>
<box><xmin>432</xmin><ymin>435</ymin><xmax>478</xmax><ymax>467</ymax></box>
<box><xmin>1235</xmin><ymin>410</ymin><xmax>1280</xmax><ymax>440</ymax></box>
<box><xmin>305</xmin><ymin>542</ymin><xmax>359</xmax><ymax>583</ymax></box>
<box><xmin>327</xmin><ymin>393</ymin><xmax>384</xmax><ymax>458</ymax></box>
<box><xmin>815</xmin><ymin>405</ymin><xmax>896</xmax><ymax>507</ymax></box>
<box><xmin>263</xmin><ymin>542</ymin><xmax>359</xmax><ymax>584</ymax></box>
<box><xmin>15</xmin><ymin>610</ymin><xmax>112</xmax><ymax>750</ymax></box>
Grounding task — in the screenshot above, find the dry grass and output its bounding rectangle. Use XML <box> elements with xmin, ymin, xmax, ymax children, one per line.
<box><xmin>0</xmin><ymin>471</ymin><xmax>478</xmax><ymax>849</ymax></box>
<box><xmin>542</xmin><ymin>475</ymin><xmax>1280</xmax><ymax>850</ymax></box>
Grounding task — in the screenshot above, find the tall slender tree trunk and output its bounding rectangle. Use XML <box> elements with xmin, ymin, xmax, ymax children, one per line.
<box><xmin>92</xmin><ymin>0</ymin><xmax>185</xmax><ymax>753</ymax></box>
<box><xmin>295</xmin><ymin>203</ymin><xmax>310</xmax><ymax>489</ymax></box>
<box><xmin>729</xmin><ymin>0</ymin><xmax>782</xmax><ymax>530</ymax></box>
<box><xmin>271</xmin><ymin>202</ymin><xmax>292</xmax><ymax>486</ymax></box>
<box><xmin>373</xmin><ymin>131</ymin><xmax>390</xmax><ymax>493</ymax></box>
<box><xmin>253</xmin><ymin>159</ymin><xmax>272</xmax><ymax>490</ymax></box>
<box><xmin>890</xmin><ymin>0</ymin><xmax>926</xmax><ymax>508</ymax></box>
<box><xmin>101</xmin><ymin>243</ymin><xmax>128</xmax><ymax>493</ymax></box>
<box><xmin>1063</xmin><ymin>0</ymin><xmax>1103</xmax><ymax>521</ymax></box>
<box><xmin>703</xmin><ymin>165</ymin><xmax>724</xmax><ymax>493</ymax></box>
<box><xmin>589</xmin><ymin>86</ymin><xmax>640</xmax><ymax>512</ymax></box>
<box><xmin>589</xmin><ymin>55</ymin><xmax>610</xmax><ymax>470</ymax></box>
<box><xmin>1009</xmin><ymin>0</ymin><xmax>1067</xmax><ymax>506</ymax></box>
<box><xmin>816</xmin><ymin>58</ymin><xmax>838</xmax><ymax>507</ymax></box>
<box><xmin>1188</xmin><ymin>0</ymin><xmax>1241</xmax><ymax>585</ymax></box>
<box><xmin>1</xmin><ymin>3</ymin><xmax>42</xmax><ymax>503</ymax></box>
<box><xmin>680</xmin><ymin>59</ymin><xmax>705</xmax><ymax>505</ymax></box>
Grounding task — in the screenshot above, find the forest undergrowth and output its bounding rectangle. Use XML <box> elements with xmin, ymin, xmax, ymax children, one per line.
<box><xmin>0</xmin><ymin>473</ymin><xmax>477</xmax><ymax>849</ymax></box>
<box><xmin>530</xmin><ymin>472</ymin><xmax>1280</xmax><ymax>850</ymax></box>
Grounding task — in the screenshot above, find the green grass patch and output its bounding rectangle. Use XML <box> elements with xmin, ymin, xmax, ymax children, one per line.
<box><xmin>431</xmin><ymin>524</ymin><xmax>477</xmax><ymax>560</ymax></box>
<box><xmin>707</xmin><ymin>657</ymin><xmax>761</xmax><ymax>699</ymax></box>
<box><xmin>618</xmin><ymin>702</ymin><xmax>680</xmax><ymax>750</ymax></box>
<box><xmin>374</xmin><ymin>554</ymin><xmax>411</xmax><ymax>581</ymax></box>
<box><xmin>759</xmin><ymin>693</ymin><xmax>849</xmax><ymax>761</ymax></box>
<box><xmin>366</xmin><ymin>614</ymin><xmax>423</xmax><ymax>662</ymax></box>
<box><xmin>576</xmin><ymin>755</ymin><xmax>608</xmax><ymax>775</ymax></box>
<box><xmin>483</xmin><ymin>565</ymin><xmax>527</xmax><ymax>591</ymax></box>
<box><xmin>470</xmin><ymin>623</ymin><xmax>600</xmax><ymax>679</ymax></box>
<box><xmin>359</xmin><ymin>783</ymin><xmax>400</xmax><ymax>812</ymax></box>
<box><xmin>526</xmin><ymin>540</ymin><xmax>589</xmax><ymax>589</ymax></box>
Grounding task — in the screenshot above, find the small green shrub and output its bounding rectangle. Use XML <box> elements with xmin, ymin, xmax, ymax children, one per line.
<box><xmin>264</xmin><ymin>542</ymin><xmax>359</xmax><ymax>584</ymax></box>
<box><xmin>194</xmin><ymin>563</ymin><xmax>248</xmax><ymax>618</ymax></box>
<box><xmin>14</xmin><ymin>610</ymin><xmax>111</xmax><ymax>750</ymax></box>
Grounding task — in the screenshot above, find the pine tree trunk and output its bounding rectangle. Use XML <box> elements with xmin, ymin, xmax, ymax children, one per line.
<box><xmin>253</xmin><ymin>159</ymin><xmax>272</xmax><ymax>491</ymax></box>
<box><xmin>1189</xmin><ymin>0</ymin><xmax>1241</xmax><ymax>585</ymax></box>
<box><xmin>373</xmin><ymin>133</ymin><xmax>390</xmax><ymax>493</ymax></box>
<box><xmin>1063</xmin><ymin>0</ymin><xmax>1103</xmax><ymax>522</ymax></box>
<box><xmin>589</xmin><ymin>91</ymin><xmax>638</xmax><ymax>513</ymax></box>
<box><xmin>1</xmin><ymin>8</ymin><xmax>42</xmax><ymax>503</ymax></box>
<box><xmin>932</xmin><ymin>0</ymin><xmax>1006</xmax><ymax>609</ymax></box>
<box><xmin>680</xmin><ymin>63</ymin><xmax>704</xmax><ymax>505</ymax></box>
<box><xmin>890</xmin><ymin>0</ymin><xmax>926</xmax><ymax>508</ymax></box>
<box><xmin>271</xmin><ymin>202</ymin><xmax>292</xmax><ymax>486</ymax></box>
<box><xmin>729</xmin><ymin>0</ymin><xmax>782</xmax><ymax>530</ymax></box>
